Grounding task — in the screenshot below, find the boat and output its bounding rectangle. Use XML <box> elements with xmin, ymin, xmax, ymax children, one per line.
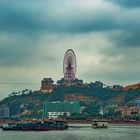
<box><xmin>2</xmin><ymin>123</ymin><xmax>23</xmax><ymax>131</ymax></box>
<box><xmin>92</xmin><ymin>119</ymin><xmax>108</xmax><ymax>128</ymax></box>
<box><xmin>2</xmin><ymin>120</ymin><xmax>69</xmax><ymax>131</ymax></box>
<box><xmin>22</xmin><ymin>122</ymin><xmax>37</xmax><ymax>131</ymax></box>
<box><xmin>54</xmin><ymin>120</ymin><xmax>69</xmax><ymax>130</ymax></box>
<box><xmin>22</xmin><ymin>120</ymin><xmax>69</xmax><ymax>131</ymax></box>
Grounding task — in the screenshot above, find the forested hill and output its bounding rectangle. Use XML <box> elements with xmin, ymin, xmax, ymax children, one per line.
<box><xmin>1</xmin><ymin>84</ymin><xmax>140</xmax><ymax>110</ymax></box>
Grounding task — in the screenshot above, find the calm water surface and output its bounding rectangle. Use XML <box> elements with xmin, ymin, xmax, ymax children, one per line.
<box><xmin>0</xmin><ymin>124</ymin><xmax>140</xmax><ymax>140</ymax></box>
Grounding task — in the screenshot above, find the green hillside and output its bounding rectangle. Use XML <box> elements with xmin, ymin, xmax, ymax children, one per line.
<box><xmin>0</xmin><ymin>82</ymin><xmax>140</xmax><ymax>118</ymax></box>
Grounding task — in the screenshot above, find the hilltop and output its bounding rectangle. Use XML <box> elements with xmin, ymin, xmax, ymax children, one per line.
<box><xmin>123</xmin><ymin>82</ymin><xmax>140</xmax><ymax>91</ymax></box>
<box><xmin>0</xmin><ymin>81</ymin><xmax>140</xmax><ymax>118</ymax></box>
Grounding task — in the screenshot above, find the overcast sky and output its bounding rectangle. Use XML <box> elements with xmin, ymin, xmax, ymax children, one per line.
<box><xmin>0</xmin><ymin>0</ymin><xmax>140</xmax><ymax>99</ymax></box>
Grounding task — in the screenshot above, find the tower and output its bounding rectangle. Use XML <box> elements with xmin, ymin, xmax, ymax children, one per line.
<box><xmin>40</xmin><ymin>78</ymin><xmax>54</xmax><ymax>93</ymax></box>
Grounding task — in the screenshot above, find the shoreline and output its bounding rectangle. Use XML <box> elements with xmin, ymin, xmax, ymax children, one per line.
<box><xmin>1</xmin><ymin>119</ymin><xmax>140</xmax><ymax>126</ymax></box>
<box><xmin>68</xmin><ymin>121</ymin><xmax>140</xmax><ymax>125</ymax></box>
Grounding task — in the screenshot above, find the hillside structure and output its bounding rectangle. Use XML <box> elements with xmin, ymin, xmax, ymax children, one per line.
<box><xmin>40</xmin><ymin>78</ymin><xmax>54</xmax><ymax>93</ymax></box>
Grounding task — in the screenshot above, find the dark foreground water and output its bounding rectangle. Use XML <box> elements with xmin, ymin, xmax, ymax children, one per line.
<box><xmin>0</xmin><ymin>124</ymin><xmax>140</xmax><ymax>140</ymax></box>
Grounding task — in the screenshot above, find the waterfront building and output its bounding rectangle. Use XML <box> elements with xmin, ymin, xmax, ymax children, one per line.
<box><xmin>48</xmin><ymin>112</ymin><xmax>70</xmax><ymax>119</ymax></box>
<box><xmin>116</xmin><ymin>106</ymin><xmax>140</xmax><ymax>118</ymax></box>
<box><xmin>43</xmin><ymin>101</ymin><xmax>80</xmax><ymax>119</ymax></box>
<box><xmin>134</xmin><ymin>99</ymin><xmax>140</xmax><ymax>108</ymax></box>
<box><xmin>0</xmin><ymin>105</ymin><xmax>10</xmax><ymax>118</ymax></box>
<box><xmin>40</xmin><ymin>78</ymin><xmax>54</xmax><ymax>93</ymax></box>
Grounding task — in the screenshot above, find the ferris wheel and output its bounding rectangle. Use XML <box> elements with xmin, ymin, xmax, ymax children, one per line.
<box><xmin>63</xmin><ymin>49</ymin><xmax>77</xmax><ymax>81</ymax></box>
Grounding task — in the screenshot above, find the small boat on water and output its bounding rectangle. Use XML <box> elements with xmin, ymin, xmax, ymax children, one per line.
<box><xmin>2</xmin><ymin>123</ymin><xmax>23</xmax><ymax>131</ymax></box>
<box><xmin>92</xmin><ymin>119</ymin><xmax>108</xmax><ymax>128</ymax></box>
<box><xmin>2</xmin><ymin>121</ymin><xmax>69</xmax><ymax>131</ymax></box>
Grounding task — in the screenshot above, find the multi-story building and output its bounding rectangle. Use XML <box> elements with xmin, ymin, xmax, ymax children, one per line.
<box><xmin>116</xmin><ymin>106</ymin><xmax>140</xmax><ymax>118</ymax></box>
<box><xmin>40</xmin><ymin>78</ymin><xmax>54</xmax><ymax>93</ymax></box>
<box><xmin>48</xmin><ymin>112</ymin><xmax>70</xmax><ymax>119</ymax></box>
<box><xmin>43</xmin><ymin>101</ymin><xmax>80</xmax><ymax>119</ymax></box>
<box><xmin>0</xmin><ymin>105</ymin><xmax>10</xmax><ymax>118</ymax></box>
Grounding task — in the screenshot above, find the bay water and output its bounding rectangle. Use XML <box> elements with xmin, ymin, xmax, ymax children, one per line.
<box><xmin>0</xmin><ymin>124</ymin><xmax>140</xmax><ymax>140</ymax></box>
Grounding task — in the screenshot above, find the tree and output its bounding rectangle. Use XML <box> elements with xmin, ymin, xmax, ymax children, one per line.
<box><xmin>113</xmin><ymin>85</ymin><xmax>123</xmax><ymax>90</ymax></box>
<box><xmin>11</xmin><ymin>92</ymin><xmax>17</xmax><ymax>96</ymax></box>
<box><xmin>90</xmin><ymin>81</ymin><xmax>103</xmax><ymax>88</ymax></box>
<box><xmin>104</xmin><ymin>108</ymin><xmax>121</xmax><ymax>118</ymax></box>
<box><xmin>83</xmin><ymin>103</ymin><xmax>100</xmax><ymax>117</ymax></box>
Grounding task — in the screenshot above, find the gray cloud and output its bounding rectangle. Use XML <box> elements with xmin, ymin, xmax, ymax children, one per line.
<box><xmin>0</xmin><ymin>0</ymin><xmax>139</xmax><ymax>37</ymax></box>
<box><xmin>0</xmin><ymin>0</ymin><xmax>137</xmax><ymax>33</ymax></box>
<box><xmin>0</xmin><ymin>0</ymin><xmax>140</xmax><ymax>99</ymax></box>
<box><xmin>0</xmin><ymin>0</ymin><xmax>117</xmax><ymax>33</ymax></box>
<box><xmin>81</xmin><ymin>46</ymin><xmax>140</xmax><ymax>85</ymax></box>
<box><xmin>0</xmin><ymin>33</ymin><xmax>39</xmax><ymax>66</ymax></box>
<box><xmin>0</xmin><ymin>33</ymin><xmax>59</xmax><ymax>67</ymax></box>
<box><xmin>108</xmin><ymin>31</ymin><xmax>140</xmax><ymax>47</ymax></box>
<box><xmin>106</xmin><ymin>0</ymin><xmax>140</xmax><ymax>8</ymax></box>
<box><xmin>0</xmin><ymin>0</ymin><xmax>139</xmax><ymax>49</ymax></box>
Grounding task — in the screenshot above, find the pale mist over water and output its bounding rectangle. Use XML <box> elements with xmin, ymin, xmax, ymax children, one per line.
<box><xmin>0</xmin><ymin>125</ymin><xmax>140</xmax><ymax>140</ymax></box>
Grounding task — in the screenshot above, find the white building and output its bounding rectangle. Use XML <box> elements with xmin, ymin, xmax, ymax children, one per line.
<box><xmin>48</xmin><ymin>112</ymin><xmax>70</xmax><ymax>119</ymax></box>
